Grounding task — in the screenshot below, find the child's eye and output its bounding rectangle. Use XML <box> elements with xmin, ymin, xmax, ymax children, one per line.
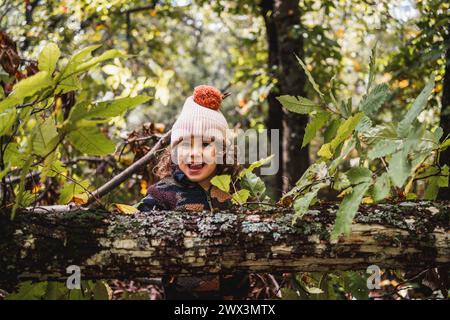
<box><xmin>178</xmin><ymin>141</ymin><xmax>191</xmax><ymax>149</ymax></box>
<box><xmin>202</xmin><ymin>141</ymin><xmax>213</xmax><ymax>148</ymax></box>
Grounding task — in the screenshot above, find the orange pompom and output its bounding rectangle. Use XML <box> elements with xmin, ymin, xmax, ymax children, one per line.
<box><xmin>193</xmin><ymin>85</ymin><xmax>222</xmax><ymax>110</ymax></box>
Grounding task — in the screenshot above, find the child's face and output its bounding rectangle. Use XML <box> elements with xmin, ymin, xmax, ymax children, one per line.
<box><xmin>176</xmin><ymin>135</ymin><xmax>218</xmax><ymax>185</ymax></box>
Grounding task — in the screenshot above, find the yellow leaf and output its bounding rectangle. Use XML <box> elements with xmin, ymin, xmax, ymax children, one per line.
<box><xmin>318</xmin><ymin>143</ymin><xmax>333</xmax><ymax>159</ymax></box>
<box><xmin>399</xmin><ymin>79</ymin><xmax>409</xmax><ymax>88</ymax></box>
<box><xmin>154</xmin><ymin>123</ymin><xmax>165</xmax><ymax>133</ymax></box>
<box><xmin>140</xmin><ymin>180</ymin><xmax>148</xmax><ymax>196</ymax></box>
<box><xmin>403</xmin><ymin>178</ymin><xmax>414</xmax><ymax>195</ymax></box>
<box><xmin>72</xmin><ymin>193</ymin><xmax>88</xmax><ymax>205</ymax></box>
<box><xmin>434</xmin><ymin>84</ymin><xmax>443</xmax><ymax>93</ymax></box>
<box><xmin>362</xmin><ymin>196</ymin><xmax>374</xmax><ymax>204</ymax></box>
<box><xmin>353</xmin><ymin>61</ymin><xmax>361</xmax><ymax>72</ymax></box>
<box><xmin>55</xmin><ymin>97</ymin><xmax>62</xmax><ymax>112</ymax></box>
<box><xmin>115</xmin><ymin>203</ymin><xmax>140</xmax><ymax>214</ymax></box>
<box><xmin>337</xmin><ymin>187</ymin><xmax>352</xmax><ymax>198</ymax></box>
<box><xmin>119</xmin><ymin>155</ymin><xmax>134</xmax><ymax>166</ymax></box>
<box><xmin>335</xmin><ymin>28</ymin><xmax>344</xmax><ymax>38</ymax></box>
<box><xmin>32</xmin><ymin>184</ymin><xmax>41</xmax><ymax>194</ymax></box>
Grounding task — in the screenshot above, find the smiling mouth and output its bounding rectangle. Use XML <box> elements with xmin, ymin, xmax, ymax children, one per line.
<box><xmin>187</xmin><ymin>163</ymin><xmax>206</xmax><ymax>171</ymax></box>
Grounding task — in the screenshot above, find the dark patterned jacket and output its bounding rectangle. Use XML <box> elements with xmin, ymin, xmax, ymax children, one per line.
<box><xmin>136</xmin><ymin>168</ymin><xmax>232</xmax><ymax>212</ymax></box>
<box><xmin>135</xmin><ymin>168</ymin><xmax>249</xmax><ymax>299</ymax></box>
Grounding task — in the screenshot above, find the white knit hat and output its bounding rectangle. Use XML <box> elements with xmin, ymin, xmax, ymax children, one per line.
<box><xmin>170</xmin><ymin>85</ymin><xmax>229</xmax><ymax>147</ymax></box>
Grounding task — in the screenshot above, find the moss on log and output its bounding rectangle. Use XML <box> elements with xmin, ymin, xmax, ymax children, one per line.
<box><xmin>0</xmin><ymin>201</ymin><xmax>448</xmax><ymax>283</ymax></box>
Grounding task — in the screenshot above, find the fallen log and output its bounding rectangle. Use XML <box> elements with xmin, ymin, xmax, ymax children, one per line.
<box><xmin>0</xmin><ymin>201</ymin><xmax>448</xmax><ymax>283</ymax></box>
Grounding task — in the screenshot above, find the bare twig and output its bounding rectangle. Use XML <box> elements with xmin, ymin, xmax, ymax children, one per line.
<box><xmin>86</xmin><ymin>130</ymin><xmax>171</xmax><ymax>205</ymax></box>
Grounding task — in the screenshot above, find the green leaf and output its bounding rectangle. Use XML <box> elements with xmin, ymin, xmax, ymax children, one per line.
<box><xmin>361</xmin><ymin>123</ymin><xmax>398</xmax><ymax>144</ymax></box>
<box><xmin>440</xmin><ymin>138</ymin><xmax>450</xmax><ymax>151</ymax></box>
<box><xmin>282</xmin><ymin>162</ymin><xmax>329</xmax><ymax>202</ymax></box>
<box><xmin>415</xmin><ymin>165</ymin><xmax>440</xmax><ymax>180</ymax></box>
<box><xmin>281</xmin><ymin>288</ymin><xmax>301</xmax><ymax>300</ymax></box>
<box><xmin>318</xmin><ymin>112</ymin><xmax>363</xmax><ymax>159</ymax></box>
<box><xmin>7</xmin><ymin>71</ymin><xmax>53</xmax><ymax>102</ymax></box>
<box><xmin>293</xmin><ymin>192</ymin><xmax>317</xmax><ymax>222</ymax></box>
<box><xmin>67</xmin><ymin>126</ymin><xmax>115</xmax><ymax>156</ymax></box>
<box><xmin>337</xmin><ymin>96</ymin><xmax>352</xmax><ymax>118</ymax></box>
<box><xmin>366</xmin><ymin>42</ymin><xmax>377</xmax><ymax>92</ymax></box>
<box><xmin>333</xmin><ymin>172</ymin><xmax>351</xmax><ymax>191</ymax></box>
<box><xmin>346</xmin><ymin>167</ymin><xmax>372</xmax><ymax>185</ymax></box>
<box><xmin>32</xmin><ymin>117</ymin><xmax>59</xmax><ymax>156</ymax></box>
<box><xmin>210</xmin><ymin>174</ymin><xmax>231</xmax><ymax>193</ymax></box>
<box><xmin>424</xmin><ymin>165</ymin><xmax>449</xmax><ymax>200</ymax></box>
<box><xmin>38</xmin><ymin>42</ymin><xmax>60</xmax><ymax>74</ymax></box>
<box><xmin>0</xmin><ymin>165</ymin><xmax>10</xmax><ymax>181</ymax></box>
<box><xmin>239</xmin><ymin>154</ymin><xmax>274</xmax><ymax>178</ymax></box>
<box><xmin>388</xmin><ymin>150</ymin><xmax>411</xmax><ymax>188</ymax></box>
<box><xmin>295</xmin><ymin>54</ymin><xmax>324</xmax><ymax>98</ymax></box>
<box><xmin>56</xmin><ymin>74</ymin><xmax>81</xmax><ymax>94</ymax></box>
<box><xmin>70</xmin><ymin>45</ymin><xmax>102</xmax><ymax>63</ymax></box>
<box><xmin>341</xmin><ymin>271</ymin><xmax>370</xmax><ymax>300</ymax></box>
<box><xmin>276</xmin><ymin>95</ymin><xmax>320</xmax><ymax>114</ymax></box>
<box><xmin>293</xmin><ymin>182</ymin><xmax>328</xmax><ymax>223</ymax></box>
<box><xmin>231</xmin><ymin>189</ymin><xmax>251</xmax><ymax>205</ymax></box>
<box><xmin>57</xmin><ymin>46</ymin><xmax>124</xmax><ymax>89</ymax></box>
<box><xmin>324</xmin><ymin>119</ymin><xmax>341</xmax><ymax>143</ymax></box>
<box><xmin>372</xmin><ymin>172</ymin><xmax>391</xmax><ymax>202</ymax></box>
<box><xmin>43</xmin><ymin>282</ymin><xmax>69</xmax><ymax>300</ymax></box>
<box><xmin>67</xmin><ymin>96</ymin><xmax>150</xmax><ymax>128</ymax></box>
<box><xmin>93</xmin><ymin>281</ymin><xmax>111</xmax><ymax>300</ymax></box>
<box><xmin>0</xmin><ymin>108</ymin><xmax>17</xmax><ymax>136</ymax></box>
<box><xmin>331</xmin><ymin>182</ymin><xmax>371</xmax><ymax>240</ymax></box>
<box><xmin>332</xmin><ymin>112</ymin><xmax>364</xmax><ymax>146</ymax></box>
<box><xmin>75</xmin><ymin>49</ymin><xmax>126</xmax><ymax>74</ymax></box>
<box><xmin>355</xmin><ymin>115</ymin><xmax>372</xmax><ymax>133</ymax></box>
<box><xmin>57</xmin><ymin>45</ymin><xmax>101</xmax><ymax>80</ymax></box>
<box><xmin>424</xmin><ymin>176</ymin><xmax>440</xmax><ymax>200</ymax></box>
<box><xmin>302</xmin><ymin>112</ymin><xmax>330</xmax><ymax>148</ymax></box>
<box><xmin>329</xmin><ymin>140</ymin><xmax>356</xmax><ymax>173</ymax></box>
<box><xmin>5</xmin><ymin>281</ymin><xmax>48</xmax><ymax>300</ymax></box>
<box><xmin>86</xmin><ymin>95</ymin><xmax>150</xmax><ymax>119</ymax></box>
<box><xmin>58</xmin><ymin>180</ymin><xmax>90</xmax><ymax>204</ymax></box>
<box><xmin>0</xmin><ymin>95</ymin><xmax>19</xmax><ymax>113</ymax></box>
<box><xmin>3</xmin><ymin>142</ymin><xmax>24</xmax><ymax>167</ymax></box>
<box><xmin>397</xmin><ymin>75</ymin><xmax>435</xmax><ymax>137</ymax></box>
<box><xmin>359</xmin><ymin>83</ymin><xmax>389</xmax><ymax>117</ymax></box>
<box><xmin>317</xmin><ymin>143</ymin><xmax>333</xmax><ymax>159</ymax></box>
<box><xmin>11</xmin><ymin>141</ymin><xmax>34</xmax><ymax>219</ymax></box>
<box><xmin>68</xmin><ymin>284</ymin><xmax>91</xmax><ymax>300</ymax></box>
<box><xmin>368</xmin><ymin>139</ymin><xmax>400</xmax><ymax>160</ymax></box>
<box><xmin>240</xmin><ymin>172</ymin><xmax>266</xmax><ymax>199</ymax></box>
<box><xmin>305</xmin><ymin>287</ymin><xmax>324</xmax><ymax>294</ymax></box>
<box><xmin>41</xmin><ymin>151</ymin><xmax>66</xmax><ymax>183</ymax></box>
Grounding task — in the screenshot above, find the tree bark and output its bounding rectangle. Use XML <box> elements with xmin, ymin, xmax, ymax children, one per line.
<box><xmin>439</xmin><ymin>24</ymin><xmax>450</xmax><ymax>200</ymax></box>
<box><xmin>0</xmin><ymin>201</ymin><xmax>448</xmax><ymax>284</ymax></box>
<box><xmin>260</xmin><ymin>0</ymin><xmax>309</xmax><ymax>196</ymax></box>
<box><xmin>273</xmin><ymin>0</ymin><xmax>309</xmax><ymax>193</ymax></box>
<box><xmin>260</xmin><ymin>0</ymin><xmax>284</xmax><ymax>199</ymax></box>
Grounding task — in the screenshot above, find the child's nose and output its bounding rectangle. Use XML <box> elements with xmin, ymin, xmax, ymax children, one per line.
<box><xmin>189</xmin><ymin>146</ymin><xmax>203</xmax><ymax>161</ymax></box>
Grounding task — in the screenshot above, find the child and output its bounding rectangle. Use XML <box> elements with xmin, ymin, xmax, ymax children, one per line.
<box><xmin>136</xmin><ymin>85</ymin><xmax>249</xmax><ymax>299</ymax></box>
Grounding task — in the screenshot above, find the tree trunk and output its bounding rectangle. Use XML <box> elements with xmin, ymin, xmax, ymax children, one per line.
<box><xmin>260</xmin><ymin>0</ymin><xmax>284</xmax><ymax>199</ymax></box>
<box><xmin>273</xmin><ymin>0</ymin><xmax>309</xmax><ymax>193</ymax></box>
<box><xmin>0</xmin><ymin>201</ymin><xmax>448</xmax><ymax>284</ymax></box>
<box><xmin>439</xmin><ymin>24</ymin><xmax>450</xmax><ymax>200</ymax></box>
<box><xmin>260</xmin><ymin>0</ymin><xmax>309</xmax><ymax>195</ymax></box>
